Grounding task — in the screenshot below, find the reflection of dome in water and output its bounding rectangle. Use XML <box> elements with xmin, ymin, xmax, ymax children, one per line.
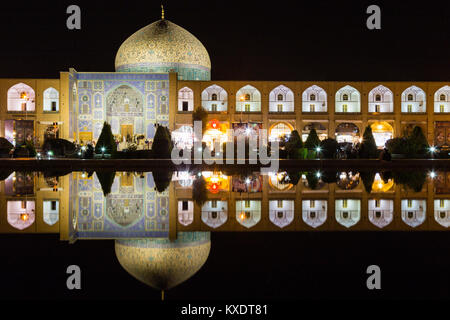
<box><xmin>115</xmin><ymin>232</ymin><xmax>210</xmax><ymax>290</ymax></box>
<box><xmin>115</xmin><ymin>18</ymin><xmax>211</xmax><ymax>80</ymax></box>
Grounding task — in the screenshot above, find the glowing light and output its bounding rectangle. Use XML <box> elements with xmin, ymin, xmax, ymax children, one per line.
<box><xmin>20</xmin><ymin>214</ymin><xmax>29</xmax><ymax>221</ymax></box>
<box><xmin>47</xmin><ymin>151</ymin><xmax>53</xmax><ymax>157</ymax></box>
<box><xmin>101</xmin><ymin>147</ymin><xmax>106</xmax><ymax>152</ymax></box>
<box><xmin>316</xmin><ymin>171</ymin><xmax>321</xmax><ymax>178</ymax></box>
<box><xmin>246</xmin><ymin>128</ymin><xmax>251</xmax><ymax>135</ymax></box>
<box><xmin>430</xmin><ymin>171</ymin><xmax>436</xmax><ymax>179</ymax></box>
<box><xmin>429</xmin><ymin>146</ymin><xmax>437</xmax><ymax>153</ymax></box>
<box><xmin>377</xmin><ymin>124</ymin><xmax>383</xmax><ymax>130</ymax></box>
<box><xmin>316</xmin><ymin>146</ymin><xmax>321</xmax><ymax>152</ymax></box>
<box><xmin>197</xmin><ymin>147</ymin><xmax>202</xmax><ymax>152</ymax></box>
<box><xmin>239</xmin><ymin>212</ymin><xmax>246</xmax><ymax>221</ymax></box>
<box><xmin>81</xmin><ymin>146</ymin><xmax>87</xmax><ymax>151</ymax></box>
<box><xmin>81</xmin><ymin>173</ymin><xmax>86</xmax><ymax>178</ymax></box>
<box><xmin>78</xmin><ymin>152</ymin><xmax>82</xmax><ymax>156</ymax></box>
<box><xmin>246</xmin><ymin>178</ymin><xmax>251</xmax><ymax>184</ymax></box>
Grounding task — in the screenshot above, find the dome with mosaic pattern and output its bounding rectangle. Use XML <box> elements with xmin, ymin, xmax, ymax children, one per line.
<box><xmin>115</xmin><ymin>232</ymin><xmax>211</xmax><ymax>290</ymax></box>
<box><xmin>115</xmin><ymin>19</ymin><xmax>211</xmax><ymax>80</ymax></box>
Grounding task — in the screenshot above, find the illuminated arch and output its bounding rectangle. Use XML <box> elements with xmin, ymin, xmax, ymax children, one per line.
<box><xmin>434</xmin><ymin>85</ymin><xmax>450</xmax><ymax>113</ymax></box>
<box><xmin>236</xmin><ymin>85</ymin><xmax>261</xmax><ymax>112</ymax></box>
<box><xmin>269</xmin><ymin>85</ymin><xmax>294</xmax><ymax>112</ymax></box>
<box><xmin>335</xmin><ymin>122</ymin><xmax>360</xmax><ymax>143</ymax></box>
<box><xmin>7</xmin><ymin>200</ymin><xmax>35</xmax><ymax>230</ymax></box>
<box><xmin>401</xmin><ymin>199</ymin><xmax>426</xmax><ymax>227</ymax></box>
<box><xmin>7</xmin><ymin>83</ymin><xmax>35</xmax><ymax>112</ymax></box>
<box><xmin>178</xmin><ymin>87</ymin><xmax>194</xmax><ymax>111</ymax></box>
<box><xmin>368</xmin><ymin>85</ymin><xmax>393</xmax><ymax>113</ymax></box>
<box><xmin>335</xmin><ymin>85</ymin><xmax>360</xmax><ymax>112</ymax></box>
<box><xmin>302</xmin><ymin>199</ymin><xmax>327</xmax><ymax>228</ymax></box>
<box><xmin>370</xmin><ymin>121</ymin><xmax>394</xmax><ymax>148</ymax></box>
<box><xmin>43</xmin><ymin>87</ymin><xmax>59</xmax><ymax>112</ymax></box>
<box><xmin>302</xmin><ymin>85</ymin><xmax>327</xmax><ymax>112</ymax></box>
<box><xmin>269</xmin><ymin>122</ymin><xmax>293</xmax><ymax>142</ymax></box>
<box><xmin>335</xmin><ymin>199</ymin><xmax>361</xmax><ymax>228</ymax></box>
<box><xmin>269</xmin><ymin>200</ymin><xmax>294</xmax><ymax>228</ymax></box>
<box><xmin>236</xmin><ymin>200</ymin><xmax>261</xmax><ymax>228</ymax></box>
<box><xmin>368</xmin><ymin>199</ymin><xmax>393</xmax><ymax>228</ymax></box>
<box><xmin>201</xmin><ymin>84</ymin><xmax>227</xmax><ymax>112</ymax></box>
<box><xmin>401</xmin><ymin>86</ymin><xmax>426</xmax><ymax>113</ymax></box>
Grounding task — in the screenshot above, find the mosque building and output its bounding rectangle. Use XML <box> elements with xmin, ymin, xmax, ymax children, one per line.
<box><xmin>1</xmin><ymin>10</ymin><xmax>450</xmax><ymax>151</ymax></box>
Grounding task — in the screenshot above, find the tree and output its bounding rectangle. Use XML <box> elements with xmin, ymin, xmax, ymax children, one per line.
<box><xmin>360</xmin><ymin>171</ymin><xmax>376</xmax><ymax>193</ymax></box>
<box><xmin>304</xmin><ymin>129</ymin><xmax>321</xmax><ymax>150</ymax></box>
<box><xmin>152</xmin><ymin>124</ymin><xmax>173</xmax><ymax>159</ymax></box>
<box><xmin>193</xmin><ymin>106</ymin><xmax>208</xmax><ymax>134</ymax></box>
<box><xmin>96</xmin><ymin>171</ymin><xmax>116</xmax><ymax>196</ymax></box>
<box><xmin>285</xmin><ymin>130</ymin><xmax>303</xmax><ymax>159</ymax></box>
<box><xmin>408</xmin><ymin>126</ymin><xmax>429</xmax><ymax>155</ymax></box>
<box><xmin>95</xmin><ymin>122</ymin><xmax>117</xmax><ymax>155</ymax></box>
<box><xmin>359</xmin><ymin>126</ymin><xmax>378</xmax><ymax>158</ymax></box>
<box><xmin>320</xmin><ymin>138</ymin><xmax>339</xmax><ymax>159</ymax></box>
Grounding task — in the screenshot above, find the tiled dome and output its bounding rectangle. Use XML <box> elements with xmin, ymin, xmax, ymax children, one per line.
<box><xmin>115</xmin><ymin>19</ymin><xmax>211</xmax><ymax>80</ymax></box>
<box><xmin>115</xmin><ymin>232</ymin><xmax>210</xmax><ymax>290</ymax></box>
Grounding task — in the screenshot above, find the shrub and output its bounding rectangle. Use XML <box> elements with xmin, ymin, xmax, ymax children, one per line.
<box><xmin>0</xmin><ymin>138</ymin><xmax>13</xmax><ymax>155</ymax></box>
<box><xmin>42</xmin><ymin>138</ymin><xmax>76</xmax><ymax>157</ymax></box>
<box><xmin>95</xmin><ymin>122</ymin><xmax>117</xmax><ymax>155</ymax></box>
<box><xmin>359</xmin><ymin>126</ymin><xmax>378</xmax><ymax>158</ymax></box>
<box><xmin>408</xmin><ymin>126</ymin><xmax>429</xmax><ymax>155</ymax></box>
<box><xmin>386</xmin><ymin>137</ymin><xmax>408</xmax><ymax>154</ymax></box>
<box><xmin>320</xmin><ymin>138</ymin><xmax>339</xmax><ymax>159</ymax></box>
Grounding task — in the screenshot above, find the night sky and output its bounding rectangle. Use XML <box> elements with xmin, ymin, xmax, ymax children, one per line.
<box><xmin>1</xmin><ymin>0</ymin><xmax>450</xmax><ymax>305</ymax></box>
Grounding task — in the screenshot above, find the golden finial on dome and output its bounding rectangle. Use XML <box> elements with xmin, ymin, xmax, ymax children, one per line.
<box><xmin>161</xmin><ymin>5</ymin><xmax>165</xmax><ymax>20</ymax></box>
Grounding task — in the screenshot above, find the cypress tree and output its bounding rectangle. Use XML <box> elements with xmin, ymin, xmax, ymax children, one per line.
<box><xmin>152</xmin><ymin>124</ymin><xmax>173</xmax><ymax>158</ymax></box>
<box><xmin>285</xmin><ymin>130</ymin><xmax>303</xmax><ymax>158</ymax></box>
<box><xmin>359</xmin><ymin>126</ymin><xmax>378</xmax><ymax>158</ymax></box>
<box><xmin>304</xmin><ymin>129</ymin><xmax>321</xmax><ymax>150</ymax></box>
<box><xmin>95</xmin><ymin>122</ymin><xmax>117</xmax><ymax>155</ymax></box>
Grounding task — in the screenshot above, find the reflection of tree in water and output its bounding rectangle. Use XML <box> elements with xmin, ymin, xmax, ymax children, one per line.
<box><xmin>304</xmin><ymin>172</ymin><xmax>324</xmax><ymax>190</ymax></box>
<box><xmin>96</xmin><ymin>171</ymin><xmax>116</xmax><ymax>196</ymax></box>
<box><xmin>153</xmin><ymin>170</ymin><xmax>173</xmax><ymax>193</ymax></box>
<box><xmin>392</xmin><ymin>171</ymin><xmax>426</xmax><ymax>192</ymax></box>
<box><xmin>360</xmin><ymin>171</ymin><xmax>376</xmax><ymax>193</ymax></box>
<box><xmin>193</xmin><ymin>175</ymin><xmax>207</xmax><ymax>206</ymax></box>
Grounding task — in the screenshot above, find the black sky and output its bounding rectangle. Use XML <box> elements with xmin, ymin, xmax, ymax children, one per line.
<box><xmin>1</xmin><ymin>0</ymin><xmax>450</xmax><ymax>80</ymax></box>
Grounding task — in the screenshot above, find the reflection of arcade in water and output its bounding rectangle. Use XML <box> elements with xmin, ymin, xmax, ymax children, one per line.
<box><xmin>1</xmin><ymin>170</ymin><xmax>450</xmax><ymax>236</ymax></box>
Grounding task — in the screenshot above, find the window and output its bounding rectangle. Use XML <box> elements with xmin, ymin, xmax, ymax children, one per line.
<box><xmin>407</xmin><ymin>104</ymin><xmax>412</xmax><ymax>113</ymax></box>
<box><xmin>440</xmin><ymin>94</ymin><xmax>446</xmax><ymax>101</ymax></box>
<box><xmin>212</xmin><ymin>200</ymin><xmax>217</xmax><ymax>208</ymax></box>
<box><xmin>277</xmin><ymin>200</ymin><xmax>283</xmax><ymax>208</ymax></box>
<box><xmin>440</xmin><ymin>199</ymin><xmax>445</xmax><ymax>208</ymax></box>
<box><xmin>310</xmin><ymin>200</ymin><xmax>315</xmax><ymax>208</ymax></box>
<box><xmin>375</xmin><ymin>211</ymin><xmax>381</xmax><ymax>218</ymax></box>
<box><xmin>211</xmin><ymin>104</ymin><xmax>217</xmax><ymax>112</ymax></box>
<box><xmin>375</xmin><ymin>199</ymin><xmax>380</xmax><ymax>208</ymax></box>
<box><xmin>342</xmin><ymin>94</ymin><xmax>349</xmax><ymax>101</ymax></box>
<box><xmin>407</xmin><ymin>94</ymin><xmax>413</xmax><ymax>101</ymax></box>
<box><xmin>212</xmin><ymin>93</ymin><xmax>218</xmax><ymax>101</ymax></box>
<box><xmin>82</xmin><ymin>105</ymin><xmax>89</xmax><ymax>114</ymax></box>
<box><xmin>245</xmin><ymin>200</ymin><xmax>250</xmax><ymax>208</ymax></box>
<box><xmin>245</xmin><ymin>94</ymin><xmax>251</xmax><ymax>101</ymax></box>
<box><xmin>51</xmin><ymin>101</ymin><xmax>57</xmax><ymax>111</ymax></box>
<box><xmin>440</xmin><ymin>105</ymin><xmax>445</xmax><ymax>113</ymax></box>
<box><xmin>375</xmin><ymin>105</ymin><xmax>380</xmax><ymax>113</ymax></box>
<box><xmin>277</xmin><ymin>104</ymin><xmax>283</xmax><ymax>112</ymax></box>
<box><xmin>342</xmin><ymin>199</ymin><xmax>347</xmax><ymax>208</ymax></box>
<box><xmin>245</xmin><ymin>104</ymin><xmax>250</xmax><ymax>112</ymax></box>
<box><xmin>310</xmin><ymin>211</ymin><xmax>316</xmax><ymax>218</ymax></box>
<box><xmin>342</xmin><ymin>212</ymin><xmax>349</xmax><ymax>219</ymax></box>
<box><xmin>342</xmin><ymin>104</ymin><xmax>348</xmax><ymax>112</ymax></box>
<box><xmin>375</xmin><ymin>94</ymin><xmax>381</xmax><ymax>102</ymax></box>
<box><xmin>310</xmin><ymin>104</ymin><xmax>315</xmax><ymax>112</ymax></box>
<box><xmin>51</xmin><ymin>201</ymin><xmax>57</xmax><ymax>210</ymax></box>
<box><xmin>182</xmin><ymin>201</ymin><xmax>188</xmax><ymax>211</ymax></box>
<box><xmin>440</xmin><ymin>211</ymin><xmax>446</xmax><ymax>219</ymax></box>
<box><xmin>407</xmin><ymin>211</ymin><xmax>414</xmax><ymax>219</ymax></box>
<box><xmin>277</xmin><ymin>211</ymin><xmax>284</xmax><ymax>218</ymax></box>
<box><xmin>212</xmin><ymin>211</ymin><xmax>218</xmax><ymax>219</ymax></box>
<box><xmin>310</xmin><ymin>94</ymin><xmax>316</xmax><ymax>101</ymax></box>
<box><xmin>182</xmin><ymin>101</ymin><xmax>189</xmax><ymax>111</ymax></box>
<box><xmin>407</xmin><ymin>199</ymin><xmax>412</xmax><ymax>208</ymax></box>
<box><xmin>277</xmin><ymin>94</ymin><xmax>283</xmax><ymax>101</ymax></box>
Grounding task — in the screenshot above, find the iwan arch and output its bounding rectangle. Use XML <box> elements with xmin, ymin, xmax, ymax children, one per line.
<box><xmin>0</xmin><ymin>12</ymin><xmax>449</xmax><ymax>149</ymax></box>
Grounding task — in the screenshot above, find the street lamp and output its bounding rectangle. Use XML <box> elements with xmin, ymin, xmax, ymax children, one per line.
<box><xmin>316</xmin><ymin>146</ymin><xmax>322</xmax><ymax>159</ymax></box>
<box><xmin>101</xmin><ymin>146</ymin><xmax>106</xmax><ymax>158</ymax></box>
<box><xmin>429</xmin><ymin>146</ymin><xmax>437</xmax><ymax>159</ymax></box>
